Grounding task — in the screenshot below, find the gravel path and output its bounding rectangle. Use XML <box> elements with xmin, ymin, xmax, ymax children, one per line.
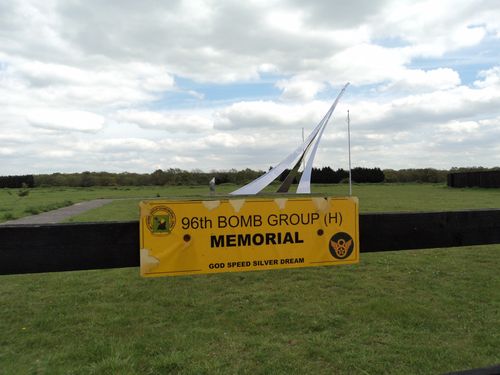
<box><xmin>0</xmin><ymin>199</ymin><xmax>114</xmax><ymax>225</ymax></box>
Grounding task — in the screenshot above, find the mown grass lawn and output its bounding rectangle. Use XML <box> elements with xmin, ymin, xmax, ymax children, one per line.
<box><xmin>2</xmin><ymin>183</ymin><xmax>500</xmax><ymax>223</ymax></box>
<box><xmin>63</xmin><ymin>183</ymin><xmax>500</xmax><ymax>223</ymax></box>
<box><xmin>1</xmin><ymin>184</ymin><xmax>499</xmax><ymax>374</ymax></box>
<box><xmin>1</xmin><ymin>246</ymin><xmax>499</xmax><ymax>374</ymax></box>
<box><xmin>0</xmin><ymin>185</ymin><xmax>228</xmax><ymax>223</ymax></box>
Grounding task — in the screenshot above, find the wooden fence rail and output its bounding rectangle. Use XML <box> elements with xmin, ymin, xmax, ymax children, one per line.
<box><xmin>1</xmin><ymin>209</ymin><xmax>500</xmax><ymax>275</ymax></box>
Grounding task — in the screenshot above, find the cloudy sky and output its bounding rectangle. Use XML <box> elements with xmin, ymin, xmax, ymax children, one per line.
<box><xmin>1</xmin><ymin>0</ymin><xmax>500</xmax><ymax>175</ymax></box>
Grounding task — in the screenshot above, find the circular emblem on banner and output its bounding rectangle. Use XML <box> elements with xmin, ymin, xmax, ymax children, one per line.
<box><xmin>329</xmin><ymin>232</ymin><xmax>354</xmax><ymax>259</ymax></box>
<box><xmin>146</xmin><ymin>206</ymin><xmax>176</xmax><ymax>235</ymax></box>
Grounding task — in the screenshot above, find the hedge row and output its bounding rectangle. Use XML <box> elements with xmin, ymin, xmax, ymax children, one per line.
<box><xmin>0</xmin><ymin>175</ymin><xmax>35</xmax><ymax>188</ymax></box>
<box><xmin>2</xmin><ymin>167</ymin><xmax>499</xmax><ymax>188</ymax></box>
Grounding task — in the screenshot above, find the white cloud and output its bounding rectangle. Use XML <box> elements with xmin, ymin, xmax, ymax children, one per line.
<box><xmin>76</xmin><ymin>138</ymin><xmax>158</xmax><ymax>153</ymax></box>
<box><xmin>44</xmin><ymin>149</ymin><xmax>75</xmax><ymax>158</ymax></box>
<box><xmin>374</xmin><ymin>0</ymin><xmax>490</xmax><ymax>55</ymax></box>
<box><xmin>474</xmin><ymin>66</ymin><xmax>500</xmax><ymax>88</ymax></box>
<box><xmin>327</xmin><ymin>44</ymin><xmax>409</xmax><ymax>85</ymax></box>
<box><xmin>213</xmin><ymin>101</ymin><xmax>328</xmax><ymax>130</ymax></box>
<box><xmin>266</xmin><ymin>9</ymin><xmax>304</xmax><ymax>34</ymax></box>
<box><xmin>0</xmin><ymin>133</ymin><xmax>27</xmax><ymax>143</ymax></box>
<box><xmin>382</xmin><ymin>68</ymin><xmax>461</xmax><ymax>91</ymax></box>
<box><xmin>116</xmin><ymin>110</ymin><xmax>212</xmax><ymax>132</ymax></box>
<box><xmin>0</xmin><ymin>147</ymin><xmax>15</xmax><ymax>156</ymax></box>
<box><xmin>26</xmin><ymin>109</ymin><xmax>105</xmax><ymax>132</ymax></box>
<box><xmin>3</xmin><ymin>57</ymin><xmax>176</xmax><ymax>108</ymax></box>
<box><xmin>439</xmin><ymin>120</ymin><xmax>480</xmax><ymax>134</ymax></box>
<box><xmin>276</xmin><ymin>77</ymin><xmax>326</xmax><ymax>101</ymax></box>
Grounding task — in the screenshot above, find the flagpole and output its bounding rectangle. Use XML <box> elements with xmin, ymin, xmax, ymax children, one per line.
<box><xmin>302</xmin><ymin>127</ymin><xmax>305</xmax><ymax>171</ymax></box>
<box><xmin>347</xmin><ymin>110</ymin><xmax>352</xmax><ymax>196</ymax></box>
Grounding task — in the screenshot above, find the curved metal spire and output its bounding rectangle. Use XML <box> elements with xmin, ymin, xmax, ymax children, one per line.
<box><xmin>230</xmin><ymin>83</ymin><xmax>349</xmax><ymax>195</ymax></box>
<box><xmin>297</xmin><ymin>82</ymin><xmax>349</xmax><ymax>193</ymax></box>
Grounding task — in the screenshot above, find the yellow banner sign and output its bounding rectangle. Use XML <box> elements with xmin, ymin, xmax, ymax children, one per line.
<box><xmin>140</xmin><ymin>196</ymin><xmax>359</xmax><ymax>277</ymax></box>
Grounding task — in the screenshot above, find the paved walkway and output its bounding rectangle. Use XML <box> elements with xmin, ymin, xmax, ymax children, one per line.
<box><xmin>0</xmin><ymin>199</ymin><xmax>114</xmax><ymax>225</ymax></box>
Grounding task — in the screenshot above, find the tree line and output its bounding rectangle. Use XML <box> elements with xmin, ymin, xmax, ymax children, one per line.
<box><xmin>278</xmin><ymin>167</ymin><xmax>385</xmax><ymax>184</ymax></box>
<box><xmin>0</xmin><ymin>175</ymin><xmax>35</xmax><ymax>188</ymax></box>
<box><xmin>313</xmin><ymin>167</ymin><xmax>385</xmax><ymax>183</ymax></box>
<box><xmin>10</xmin><ymin>169</ymin><xmax>264</xmax><ymax>188</ymax></box>
<box><xmin>1</xmin><ymin>167</ymin><xmax>498</xmax><ymax>188</ymax></box>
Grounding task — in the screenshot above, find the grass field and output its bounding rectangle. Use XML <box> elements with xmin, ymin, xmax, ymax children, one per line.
<box><xmin>1</xmin><ymin>184</ymin><xmax>500</xmax><ymax>374</ymax></box>
<box><xmin>1</xmin><ymin>183</ymin><xmax>500</xmax><ymax>223</ymax></box>
<box><xmin>0</xmin><ymin>185</ymin><xmax>218</xmax><ymax>223</ymax></box>
<box><xmin>66</xmin><ymin>182</ymin><xmax>500</xmax><ymax>222</ymax></box>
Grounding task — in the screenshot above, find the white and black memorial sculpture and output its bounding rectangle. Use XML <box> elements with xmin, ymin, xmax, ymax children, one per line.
<box><xmin>230</xmin><ymin>83</ymin><xmax>350</xmax><ymax>195</ymax></box>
